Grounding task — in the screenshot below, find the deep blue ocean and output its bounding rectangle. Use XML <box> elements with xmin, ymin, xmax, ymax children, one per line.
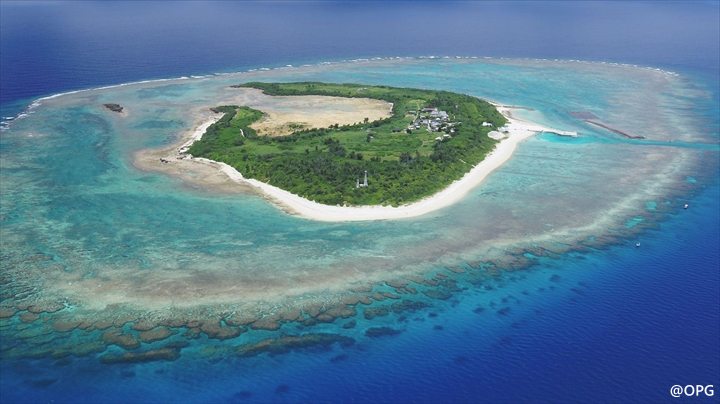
<box><xmin>1</xmin><ymin>1</ymin><xmax>719</xmax><ymax>403</ymax></box>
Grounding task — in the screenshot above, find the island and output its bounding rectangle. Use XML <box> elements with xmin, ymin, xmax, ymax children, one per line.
<box><xmin>137</xmin><ymin>82</ymin><xmax>575</xmax><ymax>221</ymax></box>
<box><xmin>188</xmin><ymin>82</ymin><xmax>507</xmax><ymax>206</ymax></box>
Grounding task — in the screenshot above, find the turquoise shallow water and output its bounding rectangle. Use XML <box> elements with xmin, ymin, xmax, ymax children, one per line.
<box><xmin>1</xmin><ymin>57</ymin><xmax>715</xmax><ymax>315</ymax></box>
<box><xmin>2</xmin><ymin>181</ymin><xmax>718</xmax><ymax>402</ymax></box>
<box><xmin>1</xmin><ymin>57</ymin><xmax>718</xmax><ymax>401</ymax></box>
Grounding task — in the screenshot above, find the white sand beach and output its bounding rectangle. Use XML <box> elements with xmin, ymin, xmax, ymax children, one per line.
<box><xmin>158</xmin><ymin>102</ymin><xmax>576</xmax><ymax>222</ymax></box>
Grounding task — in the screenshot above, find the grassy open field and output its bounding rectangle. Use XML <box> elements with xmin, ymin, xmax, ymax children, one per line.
<box><xmin>188</xmin><ymin>82</ymin><xmax>506</xmax><ymax>206</ymax></box>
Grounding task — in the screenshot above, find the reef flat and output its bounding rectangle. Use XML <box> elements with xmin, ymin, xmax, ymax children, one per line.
<box><xmin>0</xmin><ymin>57</ymin><xmax>716</xmax><ymax>366</ymax></box>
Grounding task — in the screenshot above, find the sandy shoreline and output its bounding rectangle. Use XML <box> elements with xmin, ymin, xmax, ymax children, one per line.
<box><xmin>133</xmin><ymin>111</ymin><xmax>258</xmax><ymax>195</ymax></box>
<box><xmin>136</xmin><ymin>103</ymin><xmax>576</xmax><ymax>221</ymax></box>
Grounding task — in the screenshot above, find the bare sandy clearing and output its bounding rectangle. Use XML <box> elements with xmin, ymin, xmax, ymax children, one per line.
<box><xmin>248</xmin><ymin>95</ymin><xmax>393</xmax><ymax>136</ymax></box>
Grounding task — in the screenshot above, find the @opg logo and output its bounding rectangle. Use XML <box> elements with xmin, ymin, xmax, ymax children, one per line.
<box><xmin>670</xmin><ymin>385</ymin><xmax>715</xmax><ymax>398</ymax></box>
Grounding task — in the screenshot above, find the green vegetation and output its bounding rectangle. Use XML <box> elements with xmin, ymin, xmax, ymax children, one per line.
<box><xmin>188</xmin><ymin>82</ymin><xmax>506</xmax><ymax>206</ymax></box>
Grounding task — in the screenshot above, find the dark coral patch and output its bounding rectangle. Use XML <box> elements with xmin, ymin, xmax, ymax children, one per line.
<box><xmin>68</xmin><ymin>340</ymin><xmax>106</xmax><ymax>357</ymax></box>
<box><xmin>280</xmin><ymin>308</ymin><xmax>302</xmax><ymax>322</ymax></box>
<box><xmin>423</xmin><ymin>289</ymin><xmax>452</xmax><ymax>300</ymax></box>
<box><xmin>19</xmin><ymin>312</ymin><xmax>39</xmax><ymax>323</ymax></box>
<box><xmin>92</xmin><ymin>320</ymin><xmax>114</xmax><ymax>330</ymax></box>
<box><xmin>237</xmin><ymin>333</ymin><xmax>355</xmax><ymax>358</ymax></box>
<box><xmin>132</xmin><ymin>320</ymin><xmax>157</xmax><ymax>332</ymax></box>
<box><xmin>27</xmin><ymin>302</ymin><xmax>63</xmax><ymax>314</ymax></box>
<box><xmin>390</xmin><ymin>300</ymin><xmax>429</xmax><ymax>314</ymax></box>
<box><xmin>363</xmin><ymin>306</ymin><xmax>390</xmax><ymax>320</ymax></box>
<box><xmin>231</xmin><ymin>390</ymin><xmax>253</xmax><ymax>401</ymax></box>
<box><xmin>340</xmin><ymin>295</ymin><xmax>365</xmax><ymax>305</ymax></box>
<box><xmin>364</xmin><ymin>327</ymin><xmax>402</xmax><ymax>338</ymax></box>
<box><xmin>385</xmin><ymin>280</ymin><xmax>408</xmax><ymax>289</ymax></box>
<box><xmin>321</xmin><ymin>304</ymin><xmax>357</xmax><ymax>320</ymax></box>
<box><xmin>26</xmin><ymin>378</ymin><xmax>57</xmax><ymax>388</ymax></box>
<box><xmin>0</xmin><ymin>307</ymin><xmax>17</xmax><ymax>319</ymax></box>
<box><xmin>301</xmin><ymin>303</ymin><xmax>357</xmax><ymax>325</ymax></box>
<box><xmin>138</xmin><ymin>327</ymin><xmax>175</xmax><ymax>343</ymax></box>
<box><xmin>225</xmin><ymin>312</ymin><xmax>258</xmax><ymax>327</ymax></box>
<box><xmin>496</xmin><ymin>307</ymin><xmax>511</xmax><ymax>316</ymax></box>
<box><xmin>100</xmin><ymin>347</ymin><xmax>180</xmax><ymax>364</ymax></box>
<box><xmin>497</xmin><ymin>335</ymin><xmax>513</xmax><ymax>346</ymax></box>
<box><xmin>53</xmin><ymin>358</ymin><xmax>72</xmax><ymax>367</ymax></box>
<box><xmin>250</xmin><ymin>316</ymin><xmax>282</xmax><ymax>331</ymax></box>
<box><xmin>200</xmin><ymin>321</ymin><xmax>243</xmax><ymax>340</ymax></box>
<box><xmin>102</xmin><ymin>330</ymin><xmax>141</xmax><ymax>350</ymax></box>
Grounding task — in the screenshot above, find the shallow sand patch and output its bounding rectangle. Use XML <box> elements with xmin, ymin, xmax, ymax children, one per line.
<box><xmin>132</xmin><ymin>111</ymin><xmax>256</xmax><ymax>195</ymax></box>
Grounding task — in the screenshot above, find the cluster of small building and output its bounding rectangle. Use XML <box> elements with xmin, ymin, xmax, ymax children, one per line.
<box><xmin>406</xmin><ymin>107</ymin><xmax>498</xmax><ymax>143</ymax></box>
<box><xmin>407</xmin><ymin>107</ymin><xmax>455</xmax><ymax>140</ymax></box>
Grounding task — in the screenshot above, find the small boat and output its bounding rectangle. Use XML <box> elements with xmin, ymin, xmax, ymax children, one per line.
<box><xmin>683</xmin><ymin>203</ymin><xmax>689</xmax><ymax>209</ymax></box>
<box><xmin>635</xmin><ymin>242</ymin><xmax>641</xmax><ymax>248</ymax></box>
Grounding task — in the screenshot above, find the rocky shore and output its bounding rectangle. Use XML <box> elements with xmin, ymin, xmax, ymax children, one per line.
<box><xmin>103</xmin><ymin>103</ymin><xmax>124</xmax><ymax>113</ymax></box>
